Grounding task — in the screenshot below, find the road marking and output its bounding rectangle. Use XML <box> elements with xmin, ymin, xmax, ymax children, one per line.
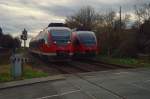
<box><xmin>114</xmin><ymin>72</ymin><xmax>129</xmax><ymax>75</ymax></box>
<box><xmin>36</xmin><ymin>90</ymin><xmax>81</xmax><ymax>99</ymax></box>
<box><xmin>131</xmin><ymin>83</ymin><xmax>150</xmax><ymax>91</ymax></box>
<box><xmin>36</xmin><ymin>94</ymin><xmax>58</xmax><ymax>99</ymax></box>
<box><xmin>74</xmin><ymin>74</ymin><xmax>126</xmax><ymax>99</ymax></box>
<box><xmin>68</xmin><ymin>83</ymin><xmax>97</xmax><ymax>99</ymax></box>
<box><xmin>145</xmin><ymin>79</ymin><xmax>150</xmax><ymax>82</ymax></box>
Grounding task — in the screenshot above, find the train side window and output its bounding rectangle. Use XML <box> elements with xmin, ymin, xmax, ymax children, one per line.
<box><xmin>47</xmin><ymin>31</ymin><xmax>51</xmax><ymax>46</ymax></box>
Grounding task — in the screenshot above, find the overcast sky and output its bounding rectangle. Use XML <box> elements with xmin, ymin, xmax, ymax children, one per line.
<box><xmin>0</xmin><ymin>0</ymin><xmax>149</xmax><ymax>39</ymax></box>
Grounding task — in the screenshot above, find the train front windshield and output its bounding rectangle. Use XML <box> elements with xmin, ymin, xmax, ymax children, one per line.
<box><xmin>78</xmin><ymin>32</ymin><xmax>96</xmax><ymax>45</ymax></box>
<box><xmin>51</xmin><ymin>30</ymin><xmax>71</xmax><ymax>44</ymax></box>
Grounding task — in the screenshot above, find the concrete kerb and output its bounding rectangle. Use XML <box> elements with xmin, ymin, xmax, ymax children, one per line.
<box><xmin>0</xmin><ymin>75</ymin><xmax>65</xmax><ymax>90</ymax></box>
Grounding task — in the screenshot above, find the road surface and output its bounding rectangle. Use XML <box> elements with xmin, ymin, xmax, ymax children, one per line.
<box><xmin>0</xmin><ymin>68</ymin><xmax>150</xmax><ymax>99</ymax></box>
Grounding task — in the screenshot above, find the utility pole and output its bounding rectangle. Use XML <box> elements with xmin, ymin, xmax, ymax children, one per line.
<box><xmin>119</xmin><ymin>6</ymin><xmax>122</xmax><ymax>30</ymax></box>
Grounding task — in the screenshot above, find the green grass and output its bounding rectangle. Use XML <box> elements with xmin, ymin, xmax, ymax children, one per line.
<box><xmin>96</xmin><ymin>55</ymin><xmax>150</xmax><ymax>68</ymax></box>
<box><xmin>0</xmin><ymin>73</ymin><xmax>12</xmax><ymax>82</ymax></box>
<box><xmin>0</xmin><ymin>64</ymin><xmax>12</xmax><ymax>82</ymax></box>
<box><xmin>0</xmin><ymin>64</ymin><xmax>48</xmax><ymax>83</ymax></box>
<box><xmin>23</xmin><ymin>66</ymin><xmax>48</xmax><ymax>79</ymax></box>
<box><xmin>0</xmin><ymin>48</ymin><xmax>48</xmax><ymax>83</ymax></box>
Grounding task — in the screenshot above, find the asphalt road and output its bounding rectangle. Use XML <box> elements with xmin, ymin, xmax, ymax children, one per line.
<box><xmin>0</xmin><ymin>68</ymin><xmax>150</xmax><ymax>99</ymax></box>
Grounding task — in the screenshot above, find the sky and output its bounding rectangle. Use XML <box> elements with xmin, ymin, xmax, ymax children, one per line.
<box><xmin>0</xmin><ymin>0</ymin><xmax>149</xmax><ymax>40</ymax></box>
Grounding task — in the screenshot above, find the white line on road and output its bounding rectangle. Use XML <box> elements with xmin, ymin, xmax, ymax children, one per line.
<box><xmin>36</xmin><ymin>89</ymin><xmax>81</xmax><ymax>99</ymax></box>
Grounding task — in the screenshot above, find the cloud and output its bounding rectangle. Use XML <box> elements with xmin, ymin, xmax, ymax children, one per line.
<box><xmin>0</xmin><ymin>1</ymin><xmax>65</xmax><ymax>36</ymax></box>
<box><xmin>0</xmin><ymin>0</ymin><xmax>149</xmax><ymax>43</ymax></box>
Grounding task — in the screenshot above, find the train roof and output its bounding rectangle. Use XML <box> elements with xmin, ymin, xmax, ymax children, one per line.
<box><xmin>74</xmin><ymin>31</ymin><xmax>96</xmax><ymax>38</ymax></box>
<box><xmin>46</xmin><ymin>27</ymin><xmax>71</xmax><ymax>31</ymax></box>
<box><xmin>48</xmin><ymin>23</ymin><xmax>66</xmax><ymax>27</ymax></box>
<box><xmin>46</xmin><ymin>23</ymin><xmax>71</xmax><ymax>31</ymax></box>
<box><xmin>75</xmin><ymin>31</ymin><xmax>95</xmax><ymax>34</ymax></box>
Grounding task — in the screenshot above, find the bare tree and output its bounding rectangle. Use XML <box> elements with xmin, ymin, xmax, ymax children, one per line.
<box><xmin>66</xmin><ymin>6</ymin><xmax>98</xmax><ymax>30</ymax></box>
<box><xmin>97</xmin><ymin>10</ymin><xmax>133</xmax><ymax>56</ymax></box>
<box><xmin>134</xmin><ymin>3</ymin><xmax>150</xmax><ymax>27</ymax></box>
<box><xmin>103</xmin><ymin>11</ymin><xmax>116</xmax><ymax>28</ymax></box>
<box><xmin>137</xmin><ymin>20</ymin><xmax>150</xmax><ymax>54</ymax></box>
<box><xmin>114</xmin><ymin>14</ymin><xmax>131</xmax><ymax>30</ymax></box>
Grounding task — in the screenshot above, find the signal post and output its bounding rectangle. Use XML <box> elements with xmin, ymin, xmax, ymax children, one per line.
<box><xmin>21</xmin><ymin>29</ymin><xmax>28</xmax><ymax>48</ymax></box>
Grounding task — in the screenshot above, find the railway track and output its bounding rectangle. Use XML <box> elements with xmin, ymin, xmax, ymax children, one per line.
<box><xmin>48</xmin><ymin>59</ymin><xmax>126</xmax><ymax>74</ymax></box>
<box><xmin>50</xmin><ymin>62</ymin><xmax>89</xmax><ymax>74</ymax></box>
<box><xmin>30</xmin><ymin>54</ymin><xmax>131</xmax><ymax>75</ymax></box>
<box><xmin>73</xmin><ymin>58</ymin><xmax>132</xmax><ymax>69</ymax></box>
<box><xmin>70</xmin><ymin>60</ymin><xmax>114</xmax><ymax>71</ymax></box>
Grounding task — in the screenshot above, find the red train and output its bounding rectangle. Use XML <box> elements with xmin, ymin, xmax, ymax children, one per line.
<box><xmin>29</xmin><ymin>23</ymin><xmax>98</xmax><ymax>61</ymax></box>
<box><xmin>72</xmin><ymin>30</ymin><xmax>98</xmax><ymax>57</ymax></box>
<box><xmin>29</xmin><ymin>23</ymin><xmax>73</xmax><ymax>60</ymax></box>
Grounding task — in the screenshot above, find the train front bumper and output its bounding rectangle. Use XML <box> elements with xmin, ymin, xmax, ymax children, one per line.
<box><xmin>74</xmin><ymin>51</ymin><xmax>96</xmax><ymax>57</ymax></box>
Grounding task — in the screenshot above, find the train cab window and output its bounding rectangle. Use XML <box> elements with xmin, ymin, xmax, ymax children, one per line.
<box><xmin>78</xmin><ymin>32</ymin><xmax>96</xmax><ymax>45</ymax></box>
<box><xmin>50</xmin><ymin>30</ymin><xmax>71</xmax><ymax>44</ymax></box>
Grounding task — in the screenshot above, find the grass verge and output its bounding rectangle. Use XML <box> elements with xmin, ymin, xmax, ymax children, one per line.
<box><xmin>0</xmin><ymin>64</ymin><xmax>48</xmax><ymax>83</ymax></box>
<box><xmin>23</xmin><ymin>65</ymin><xmax>48</xmax><ymax>79</ymax></box>
<box><xmin>96</xmin><ymin>55</ymin><xmax>150</xmax><ymax>68</ymax></box>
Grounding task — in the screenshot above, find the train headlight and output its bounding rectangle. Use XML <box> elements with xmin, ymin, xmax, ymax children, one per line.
<box><xmin>67</xmin><ymin>41</ymin><xmax>71</xmax><ymax>44</ymax></box>
<box><xmin>53</xmin><ymin>41</ymin><xmax>57</xmax><ymax>44</ymax></box>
